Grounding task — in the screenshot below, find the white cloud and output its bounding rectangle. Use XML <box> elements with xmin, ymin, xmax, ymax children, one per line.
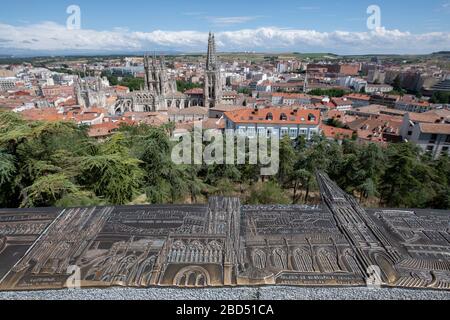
<box><xmin>207</xmin><ymin>16</ymin><xmax>261</xmax><ymax>26</ymax></box>
<box><xmin>0</xmin><ymin>22</ymin><xmax>449</xmax><ymax>54</ymax></box>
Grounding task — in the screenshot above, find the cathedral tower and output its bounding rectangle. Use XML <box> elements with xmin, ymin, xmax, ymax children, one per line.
<box><xmin>204</xmin><ymin>33</ymin><xmax>222</xmax><ymax>108</ymax></box>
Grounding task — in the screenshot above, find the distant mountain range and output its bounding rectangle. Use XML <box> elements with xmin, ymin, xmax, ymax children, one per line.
<box><xmin>0</xmin><ymin>50</ymin><xmax>449</xmax><ymax>62</ymax></box>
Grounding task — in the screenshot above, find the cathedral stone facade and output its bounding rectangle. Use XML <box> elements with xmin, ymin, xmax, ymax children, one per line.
<box><xmin>75</xmin><ymin>76</ymin><xmax>108</xmax><ymax>109</ymax></box>
<box><xmin>112</xmin><ymin>55</ymin><xmax>187</xmax><ymax>114</ymax></box>
<box><xmin>112</xmin><ymin>33</ymin><xmax>223</xmax><ymax>115</ymax></box>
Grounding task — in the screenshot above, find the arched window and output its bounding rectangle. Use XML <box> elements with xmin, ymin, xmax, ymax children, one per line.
<box><xmin>280</xmin><ymin>113</ymin><xmax>288</xmax><ymax>121</ymax></box>
<box><xmin>343</xmin><ymin>249</ymin><xmax>361</xmax><ymax>275</ymax></box>
<box><xmin>272</xmin><ymin>248</ymin><xmax>287</xmax><ymax>269</ymax></box>
<box><xmin>252</xmin><ymin>249</ymin><xmax>267</xmax><ymax>269</ymax></box>
<box><xmin>174</xmin><ymin>266</ymin><xmax>210</xmax><ymax>287</ymax></box>
<box><xmin>317</xmin><ymin>249</ymin><xmax>339</xmax><ymax>273</ymax></box>
<box><xmin>308</xmin><ymin>113</ymin><xmax>316</xmax><ymax>121</ymax></box>
<box><xmin>293</xmin><ymin>248</ymin><xmax>315</xmax><ymax>272</ymax></box>
<box><xmin>266</xmin><ymin>112</ymin><xmax>274</xmax><ymax>121</ymax></box>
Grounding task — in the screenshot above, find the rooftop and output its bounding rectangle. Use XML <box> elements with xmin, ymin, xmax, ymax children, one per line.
<box><xmin>225</xmin><ymin>107</ymin><xmax>320</xmax><ymax>125</ymax></box>
<box><xmin>419</xmin><ymin>123</ymin><xmax>450</xmax><ymax>135</ymax></box>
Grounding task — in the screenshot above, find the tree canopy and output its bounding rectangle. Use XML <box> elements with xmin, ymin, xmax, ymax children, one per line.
<box><xmin>0</xmin><ymin>111</ymin><xmax>448</xmax><ymax>210</ymax></box>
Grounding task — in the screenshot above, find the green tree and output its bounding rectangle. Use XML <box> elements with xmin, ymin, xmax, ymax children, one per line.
<box><xmin>77</xmin><ymin>133</ymin><xmax>144</xmax><ymax>205</ymax></box>
<box><xmin>21</xmin><ymin>173</ymin><xmax>80</xmax><ymax>208</ymax></box>
<box><xmin>427</xmin><ymin>155</ymin><xmax>450</xmax><ymax>209</ymax></box>
<box><xmin>246</xmin><ymin>181</ymin><xmax>289</xmax><ymax>205</ymax></box>
<box><xmin>309</xmin><ymin>88</ymin><xmax>347</xmax><ymax>97</ymax></box>
<box><xmin>278</xmin><ymin>136</ymin><xmax>296</xmax><ymax>186</ymax></box>
<box><xmin>176</xmin><ymin>80</ymin><xmax>202</xmax><ymax>93</ymax></box>
<box><xmin>380</xmin><ymin>143</ymin><xmax>434</xmax><ymax>208</ymax></box>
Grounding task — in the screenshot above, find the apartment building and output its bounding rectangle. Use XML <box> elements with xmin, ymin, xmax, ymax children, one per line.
<box><xmin>401</xmin><ymin>109</ymin><xmax>450</xmax><ymax>159</ymax></box>
<box><xmin>224</xmin><ymin>107</ymin><xmax>321</xmax><ymax>140</ymax></box>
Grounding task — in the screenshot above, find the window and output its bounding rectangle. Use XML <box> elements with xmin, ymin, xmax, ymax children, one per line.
<box><xmin>446</xmin><ymin>135</ymin><xmax>450</xmax><ymax>143</ymax></box>
<box><xmin>280</xmin><ymin>128</ymin><xmax>289</xmax><ymax>136</ymax></box>
<box><xmin>237</xmin><ymin>126</ymin><xmax>246</xmax><ymax>135</ymax></box>
<box><xmin>299</xmin><ymin>129</ymin><xmax>307</xmax><ymax>136</ymax></box>
<box><xmin>289</xmin><ymin>128</ymin><xmax>298</xmax><ymax>138</ymax></box>
<box><xmin>280</xmin><ymin>113</ymin><xmax>288</xmax><ymax>121</ymax></box>
<box><xmin>266</xmin><ymin>113</ymin><xmax>273</xmax><ymax>121</ymax></box>
<box><xmin>408</xmin><ymin>131</ymin><xmax>412</xmax><ymax>136</ymax></box>
<box><xmin>247</xmin><ymin>127</ymin><xmax>256</xmax><ymax>137</ymax></box>
<box><xmin>308</xmin><ymin>113</ymin><xmax>316</xmax><ymax>121</ymax></box>
<box><xmin>426</xmin><ymin>145</ymin><xmax>434</xmax><ymax>153</ymax></box>
<box><xmin>258</xmin><ymin>127</ymin><xmax>266</xmax><ymax>136</ymax></box>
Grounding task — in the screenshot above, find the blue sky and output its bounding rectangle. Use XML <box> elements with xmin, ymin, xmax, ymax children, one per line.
<box><xmin>0</xmin><ymin>0</ymin><xmax>449</xmax><ymax>54</ymax></box>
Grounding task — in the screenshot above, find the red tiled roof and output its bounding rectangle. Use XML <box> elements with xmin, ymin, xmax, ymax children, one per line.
<box><xmin>112</xmin><ymin>85</ymin><xmax>130</xmax><ymax>91</ymax></box>
<box><xmin>184</xmin><ymin>88</ymin><xmax>204</xmax><ymax>95</ymax></box>
<box><xmin>345</xmin><ymin>93</ymin><xmax>371</xmax><ymax>101</ymax></box>
<box><xmin>320</xmin><ymin>124</ymin><xmax>354</xmax><ymax>139</ymax></box>
<box><xmin>331</xmin><ymin>98</ymin><xmax>352</xmax><ymax>106</ymax></box>
<box><xmin>272</xmin><ymin>92</ymin><xmax>311</xmax><ymax>99</ymax></box>
<box><xmin>88</xmin><ymin>122</ymin><xmax>120</xmax><ymax>138</ymax></box>
<box><xmin>419</xmin><ymin>123</ymin><xmax>450</xmax><ymax>135</ymax></box>
<box><xmin>409</xmin><ymin>109</ymin><xmax>450</xmax><ymax>123</ymax></box>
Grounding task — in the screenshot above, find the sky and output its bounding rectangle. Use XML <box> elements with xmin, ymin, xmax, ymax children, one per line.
<box><xmin>0</xmin><ymin>0</ymin><xmax>450</xmax><ymax>55</ymax></box>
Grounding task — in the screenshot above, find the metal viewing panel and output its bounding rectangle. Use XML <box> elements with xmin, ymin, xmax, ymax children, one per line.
<box><xmin>0</xmin><ymin>173</ymin><xmax>449</xmax><ymax>291</ymax></box>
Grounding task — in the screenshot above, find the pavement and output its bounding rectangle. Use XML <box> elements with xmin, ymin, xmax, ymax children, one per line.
<box><xmin>0</xmin><ymin>286</ymin><xmax>449</xmax><ymax>300</ymax></box>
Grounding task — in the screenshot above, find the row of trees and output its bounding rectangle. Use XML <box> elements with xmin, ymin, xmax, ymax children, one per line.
<box><xmin>176</xmin><ymin>80</ymin><xmax>203</xmax><ymax>93</ymax></box>
<box><xmin>0</xmin><ymin>111</ymin><xmax>449</xmax><ymax>209</ymax></box>
<box><xmin>104</xmin><ymin>74</ymin><xmax>145</xmax><ymax>91</ymax></box>
<box><xmin>429</xmin><ymin>91</ymin><xmax>450</xmax><ymax>104</ymax></box>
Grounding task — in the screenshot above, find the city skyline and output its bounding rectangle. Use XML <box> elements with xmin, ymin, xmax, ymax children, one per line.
<box><xmin>0</xmin><ymin>0</ymin><xmax>450</xmax><ymax>55</ymax></box>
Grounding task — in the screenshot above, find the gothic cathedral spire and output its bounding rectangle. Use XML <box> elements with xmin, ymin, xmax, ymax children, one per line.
<box><xmin>204</xmin><ymin>32</ymin><xmax>222</xmax><ymax>108</ymax></box>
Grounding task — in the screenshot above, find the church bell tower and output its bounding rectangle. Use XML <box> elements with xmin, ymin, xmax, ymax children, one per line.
<box><xmin>204</xmin><ymin>33</ymin><xmax>222</xmax><ymax>108</ymax></box>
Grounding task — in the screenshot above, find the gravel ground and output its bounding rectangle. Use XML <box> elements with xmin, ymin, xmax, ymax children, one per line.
<box><xmin>0</xmin><ymin>286</ymin><xmax>449</xmax><ymax>300</ymax></box>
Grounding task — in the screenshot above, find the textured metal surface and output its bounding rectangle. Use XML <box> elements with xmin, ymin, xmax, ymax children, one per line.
<box><xmin>0</xmin><ymin>173</ymin><xmax>449</xmax><ymax>291</ymax></box>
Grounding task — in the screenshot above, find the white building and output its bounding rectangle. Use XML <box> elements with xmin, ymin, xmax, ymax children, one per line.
<box><xmin>0</xmin><ymin>77</ymin><xmax>18</xmax><ymax>92</ymax></box>
<box><xmin>401</xmin><ymin>110</ymin><xmax>450</xmax><ymax>159</ymax></box>
<box><xmin>338</xmin><ymin>76</ymin><xmax>367</xmax><ymax>92</ymax></box>
<box><xmin>365</xmin><ymin>84</ymin><xmax>393</xmax><ymax>94</ymax></box>
<box><xmin>224</xmin><ymin>107</ymin><xmax>321</xmax><ymax>140</ymax></box>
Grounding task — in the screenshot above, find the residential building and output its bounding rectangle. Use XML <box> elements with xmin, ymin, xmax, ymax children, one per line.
<box><xmin>41</xmin><ymin>85</ymin><xmax>75</xmax><ymax>97</ymax></box>
<box><xmin>168</xmin><ymin>106</ymin><xmax>208</xmax><ymax>123</ymax></box>
<box><xmin>0</xmin><ymin>77</ymin><xmax>18</xmax><ymax>92</ymax></box>
<box><xmin>369</xmin><ymin>94</ymin><xmax>400</xmax><ymax>108</ymax></box>
<box><xmin>271</xmin><ymin>82</ymin><xmax>304</xmax><ymax>93</ymax></box>
<box><xmin>408</xmin><ymin>123</ymin><xmax>450</xmax><ymax>159</ymax></box>
<box><xmin>271</xmin><ymin>93</ymin><xmax>311</xmax><ymax>106</ymax></box>
<box><xmin>224</xmin><ymin>107</ymin><xmax>321</xmax><ymax>140</ymax></box>
<box><xmin>331</xmin><ymin>97</ymin><xmax>353</xmax><ymax>111</ymax></box>
<box><xmin>395</xmin><ymin>96</ymin><xmax>432</xmax><ymax>113</ymax></box>
<box><xmin>365</xmin><ymin>84</ymin><xmax>393</xmax><ymax>94</ymax></box>
<box><xmin>345</xmin><ymin>93</ymin><xmax>371</xmax><ymax>108</ymax></box>
<box><xmin>400</xmin><ymin>109</ymin><xmax>450</xmax><ymax>158</ymax></box>
<box><xmin>347</xmin><ymin>104</ymin><xmax>407</xmax><ymax>119</ymax></box>
<box><xmin>347</xmin><ymin>117</ymin><xmax>403</xmax><ymax>144</ymax></box>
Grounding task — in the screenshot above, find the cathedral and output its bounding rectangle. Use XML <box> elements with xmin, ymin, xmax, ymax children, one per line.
<box><xmin>112</xmin><ymin>33</ymin><xmax>222</xmax><ymax>115</ymax></box>
<box><xmin>75</xmin><ymin>76</ymin><xmax>109</xmax><ymax>109</ymax></box>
